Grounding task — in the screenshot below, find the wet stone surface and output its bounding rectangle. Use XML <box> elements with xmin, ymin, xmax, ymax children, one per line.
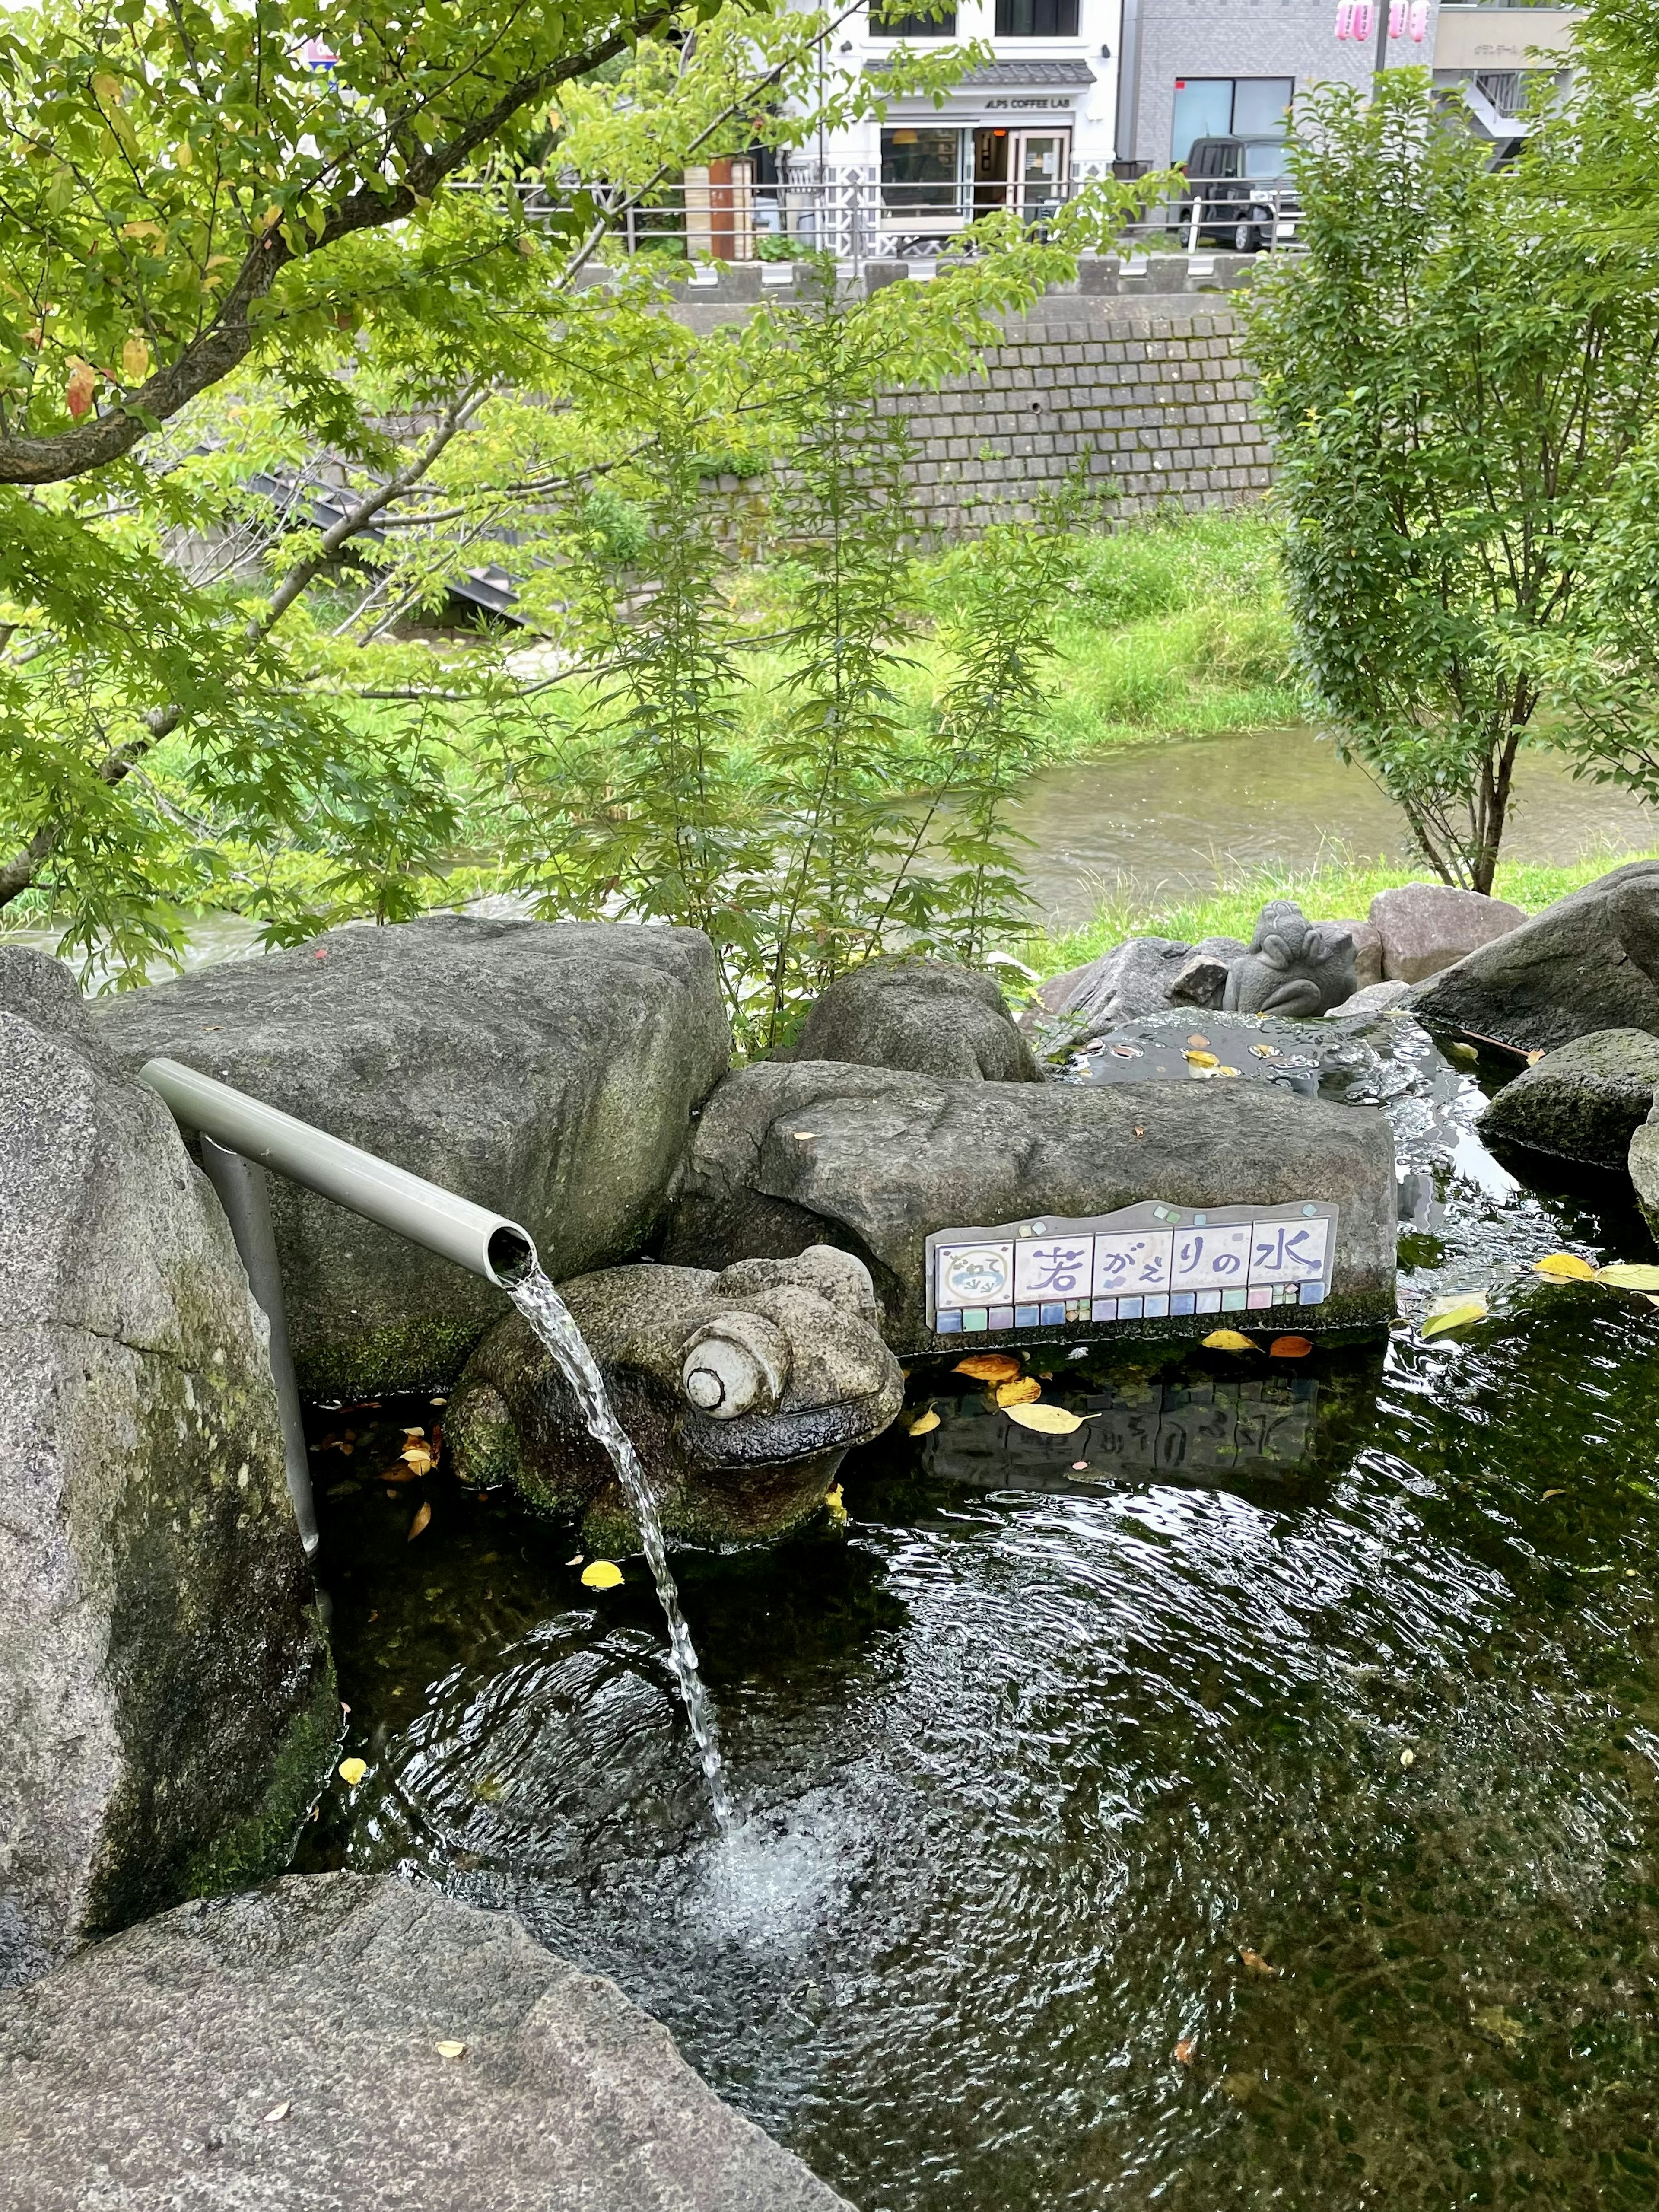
<box><xmin>304</xmin><ymin>1016</ymin><xmax>1659</xmax><ymax>2212</ymax></box>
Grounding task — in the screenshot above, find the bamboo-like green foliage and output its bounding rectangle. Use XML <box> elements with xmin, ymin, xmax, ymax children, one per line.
<box><xmin>1246</xmin><ymin>68</ymin><xmax>1659</xmax><ymax>893</ymax></box>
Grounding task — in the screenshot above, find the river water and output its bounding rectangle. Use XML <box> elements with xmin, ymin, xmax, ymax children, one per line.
<box><xmin>1011</xmin><ymin>727</ymin><xmax>1659</xmax><ymax>926</ymax></box>
<box><xmin>310</xmin><ymin>1013</ymin><xmax>1659</xmax><ymax>2212</ymax></box>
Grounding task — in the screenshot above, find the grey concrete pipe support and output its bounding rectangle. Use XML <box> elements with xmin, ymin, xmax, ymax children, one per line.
<box><xmin>200</xmin><ymin>1136</ymin><xmax>319</xmax><ymax>1559</ymax></box>
<box><xmin>138</xmin><ymin>1057</ymin><xmax>539</xmax><ymax>1285</ymax></box>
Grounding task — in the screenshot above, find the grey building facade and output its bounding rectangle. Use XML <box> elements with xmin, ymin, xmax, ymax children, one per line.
<box><xmin>1114</xmin><ymin>0</ymin><xmax>1443</xmax><ymax>171</ymax></box>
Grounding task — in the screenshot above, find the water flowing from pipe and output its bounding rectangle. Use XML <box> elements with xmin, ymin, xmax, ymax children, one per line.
<box><xmin>509</xmin><ymin>1264</ymin><xmax>732</xmax><ymax>1830</ymax></box>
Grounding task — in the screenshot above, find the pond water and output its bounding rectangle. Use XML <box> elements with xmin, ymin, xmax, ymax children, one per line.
<box><xmin>1011</xmin><ymin>729</ymin><xmax>1659</xmax><ymax>927</ymax></box>
<box><xmin>307</xmin><ymin>1018</ymin><xmax>1659</xmax><ymax>2212</ymax></box>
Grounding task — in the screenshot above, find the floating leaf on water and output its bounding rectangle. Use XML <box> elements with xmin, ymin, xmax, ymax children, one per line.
<box><xmin>1249</xmin><ymin>1044</ymin><xmax>1279</xmax><ymax>1059</ymax></box>
<box><xmin>1214</xmin><ymin>1066</ymin><xmax>1240</xmax><ymax>1079</ymax></box>
<box><xmin>906</xmin><ymin>1407</ymin><xmax>941</xmax><ymax>1435</ymax></box>
<box><xmin>1184</xmin><ymin>1050</ymin><xmax>1218</xmax><ymax>1069</ymax></box>
<box><xmin>433</xmin><ymin>2040</ymin><xmax>467</xmax><ymax>2061</ymax></box>
<box><xmin>1400</xmin><ymin>1748</ymin><xmax>1416</xmax><ymax>1768</ymax></box>
<box><xmin>261</xmin><ymin>2101</ymin><xmax>291</xmax><ymax>2124</ymax></box>
<box><xmin>1268</xmin><ymin>1336</ymin><xmax>1313</xmax><ymax>1359</ymax></box>
<box><xmin>1239</xmin><ymin>1949</ymin><xmax>1278</xmax><ymax>1976</ymax></box>
<box><xmin>1534</xmin><ymin>1252</ymin><xmax>1597</xmax><ymax>1281</ymax></box>
<box><xmin>1174</xmin><ymin>2037</ymin><xmax>1196</xmax><ymax>2066</ymax></box>
<box><xmin>1004</xmin><ymin>1402</ymin><xmax>1094</xmax><ymax>1435</ymax></box>
<box><xmin>996</xmin><ymin>1376</ymin><xmax>1042</xmax><ymax>1407</ymax></box>
<box><xmin>400</xmin><ymin>1444</ymin><xmax>435</xmax><ymax>1475</ymax></box>
<box><xmin>1186</xmin><ymin>1034</ymin><xmax>1210</xmax><ymax>1049</ymax></box>
<box><xmin>1472</xmin><ymin>2006</ymin><xmax>1528</xmax><ymax>2049</ymax></box>
<box><xmin>955</xmin><ymin>1353</ymin><xmax>1022</xmax><ymax>1384</ymax></box>
<box><xmin>581</xmin><ymin>1559</ymin><xmax>624</xmax><ymax>1589</ymax></box>
<box><xmin>407</xmin><ymin>1502</ymin><xmax>432</xmax><ymax>1540</ymax></box>
<box><xmin>337</xmin><ymin>1757</ymin><xmax>366</xmax><ymax>1787</ymax></box>
<box><xmin>1541</xmin><ymin>1488</ymin><xmax>1566</xmax><ymax>1500</ymax></box>
<box><xmin>1202</xmin><ymin>1329</ymin><xmax>1257</xmax><ymax>1353</ymax></box>
<box><xmin>382</xmin><ymin>1464</ymin><xmax>418</xmax><ymax>1484</ymax></box>
<box><xmin>1420</xmin><ymin>1293</ymin><xmax>1488</xmax><ymax>1338</ymax></box>
<box><xmin>824</xmin><ymin>1483</ymin><xmax>847</xmax><ymax>1525</ymax></box>
<box><xmin>1446</xmin><ymin>1041</ymin><xmax>1479</xmax><ymax>1062</ymax></box>
<box><xmin>1596</xmin><ymin>1263</ymin><xmax>1659</xmax><ymax>1291</ymax></box>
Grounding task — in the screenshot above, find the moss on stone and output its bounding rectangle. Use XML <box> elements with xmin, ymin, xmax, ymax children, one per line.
<box><xmin>184</xmin><ymin>1634</ymin><xmax>340</xmax><ymax>1900</ymax></box>
<box><xmin>293</xmin><ymin>1315</ymin><xmax>489</xmax><ymax>1400</ymax></box>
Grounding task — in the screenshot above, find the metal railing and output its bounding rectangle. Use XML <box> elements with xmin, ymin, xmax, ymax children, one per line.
<box><xmin>480</xmin><ymin>170</ymin><xmax>1303</xmax><ymax>276</ymax></box>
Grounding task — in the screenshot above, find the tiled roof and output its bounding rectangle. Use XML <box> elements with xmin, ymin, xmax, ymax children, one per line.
<box><xmin>867</xmin><ymin>57</ymin><xmax>1097</xmax><ymax>86</ymax></box>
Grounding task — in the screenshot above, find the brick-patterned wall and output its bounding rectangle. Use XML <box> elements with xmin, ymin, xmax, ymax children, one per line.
<box><xmin>669</xmin><ymin>275</ymin><xmax>1272</xmax><ymax>540</ymax></box>
<box><xmin>883</xmin><ymin>293</ymin><xmax>1271</xmax><ymax>538</ymax></box>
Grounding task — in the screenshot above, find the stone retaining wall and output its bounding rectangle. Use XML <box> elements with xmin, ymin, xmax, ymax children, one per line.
<box><xmin>666</xmin><ymin>265</ymin><xmax>1272</xmax><ymax>540</ymax></box>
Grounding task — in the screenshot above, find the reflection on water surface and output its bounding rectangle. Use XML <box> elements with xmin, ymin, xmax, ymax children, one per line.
<box><xmin>307</xmin><ymin>1021</ymin><xmax>1659</xmax><ymax>2212</ymax></box>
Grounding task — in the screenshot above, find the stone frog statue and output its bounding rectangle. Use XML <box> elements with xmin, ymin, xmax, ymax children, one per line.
<box><xmin>1223</xmin><ymin>901</ymin><xmax>1358</xmax><ymax>1018</ymax></box>
<box><xmin>449</xmin><ymin>1245</ymin><xmax>904</xmax><ymax>1550</ymax></box>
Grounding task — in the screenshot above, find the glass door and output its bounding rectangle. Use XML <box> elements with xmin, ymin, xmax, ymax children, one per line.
<box><xmin>1010</xmin><ymin>130</ymin><xmax>1069</xmax><ymax>222</ymax></box>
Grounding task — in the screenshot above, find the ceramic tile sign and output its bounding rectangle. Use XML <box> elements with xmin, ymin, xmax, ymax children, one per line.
<box><xmin>927</xmin><ymin>1197</ymin><xmax>1336</xmax><ymax>1339</ymax></box>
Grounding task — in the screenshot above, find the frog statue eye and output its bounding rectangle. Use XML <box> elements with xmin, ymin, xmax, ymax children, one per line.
<box><xmin>680</xmin><ymin>1312</ymin><xmax>792</xmax><ymax>1420</ymax></box>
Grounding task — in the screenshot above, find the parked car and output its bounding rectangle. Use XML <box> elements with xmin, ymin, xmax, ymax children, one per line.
<box><xmin>1174</xmin><ymin>137</ymin><xmax>1299</xmax><ymax>252</ymax></box>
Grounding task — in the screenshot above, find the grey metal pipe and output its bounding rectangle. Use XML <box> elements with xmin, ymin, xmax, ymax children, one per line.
<box><xmin>138</xmin><ymin>1057</ymin><xmax>538</xmax><ymax>1287</ymax></box>
<box><xmin>200</xmin><ymin>1136</ymin><xmax>319</xmax><ymax>1558</ymax></box>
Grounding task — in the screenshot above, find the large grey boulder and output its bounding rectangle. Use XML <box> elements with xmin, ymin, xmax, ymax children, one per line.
<box><xmin>451</xmin><ymin>1248</ymin><xmax>903</xmax><ymax>1547</ymax></box>
<box><xmin>664</xmin><ymin>1060</ymin><xmax>1397</xmax><ymax>1347</ymax></box>
<box><xmin>0</xmin><ymin>952</ymin><xmax>331</xmax><ymax>1990</ymax></box>
<box><xmin>1627</xmin><ymin>1103</ymin><xmax>1659</xmax><ymax>1237</ymax></box>
<box><xmin>1034</xmin><ymin>933</ymin><xmax>1248</xmax><ymax>1039</ymax></box>
<box><xmin>1479</xmin><ymin>1029</ymin><xmax>1659</xmax><ymax>1171</ymax></box>
<box><xmin>1370</xmin><ymin>882</ymin><xmax>1526</xmax><ymax>984</ymax></box>
<box><xmin>0</xmin><ymin>1873</ymin><xmax>853</xmax><ymax>2211</ymax></box>
<box><xmin>1408</xmin><ymin>862</ymin><xmax>1659</xmax><ymax>1053</ymax></box>
<box><xmin>794</xmin><ymin>958</ymin><xmax>1040</xmax><ymax>1082</ymax></box>
<box><xmin>94</xmin><ymin>917</ymin><xmax>731</xmax><ymax>1395</ymax></box>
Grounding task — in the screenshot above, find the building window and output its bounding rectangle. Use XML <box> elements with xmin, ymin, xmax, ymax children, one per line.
<box><xmin>880</xmin><ymin>126</ymin><xmax>965</xmax><ymax>213</ymax></box>
<box><xmin>871</xmin><ymin>3</ymin><xmax>958</xmax><ymax>33</ymax></box>
<box><xmin>1171</xmin><ymin>77</ymin><xmax>1294</xmax><ymax>173</ymax></box>
<box><xmin>994</xmin><ymin>0</ymin><xmax>1081</xmax><ymax>36</ymax></box>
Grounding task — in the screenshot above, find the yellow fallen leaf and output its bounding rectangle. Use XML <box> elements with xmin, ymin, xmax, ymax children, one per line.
<box><xmin>823</xmin><ymin>1483</ymin><xmax>847</xmax><ymax>1525</ymax></box>
<box><xmin>1239</xmin><ymin>1949</ymin><xmax>1278</xmax><ymax>1977</ymax></box>
<box><xmin>1533</xmin><ymin>1253</ymin><xmax>1596</xmax><ymax>1281</ymax></box>
<box><xmin>1202</xmin><ymin>1329</ymin><xmax>1256</xmax><ymax>1353</ymax></box>
<box><xmin>1400</xmin><ymin>1748</ymin><xmax>1416</xmax><ymax>1768</ymax></box>
<box><xmin>1249</xmin><ymin>1044</ymin><xmax>1279</xmax><ymax>1059</ymax></box>
<box><xmin>581</xmin><ymin>1559</ymin><xmax>624</xmax><ymax>1589</ymax></box>
<box><xmin>1541</xmin><ymin>1488</ymin><xmax>1565</xmax><ymax>1500</ymax></box>
<box><xmin>1184</xmin><ymin>1049</ymin><xmax>1218</xmax><ymax>1068</ymax></box>
<box><xmin>1595</xmin><ymin>1263</ymin><xmax>1659</xmax><ymax>1291</ymax></box>
<box><xmin>337</xmin><ymin>1757</ymin><xmax>366</xmax><ymax>1787</ymax></box>
<box><xmin>1004</xmin><ymin>1402</ymin><xmax>1095</xmax><ymax>1435</ymax></box>
<box><xmin>1526</xmin><ymin>1049</ymin><xmax>1546</xmax><ymax>1065</ymax></box>
<box><xmin>996</xmin><ymin>1376</ymin><xmax>1042</xmax><ymax>1407</ymax></box>
<box><xmin>906</xmin><ymin>1407</ymin><xmax>941</xmax><ymax>1435</ymax></box>
<box><xmin>1421</xmin><ymin>1292</ymin><xmax>1488</xmax><ymax>1338</ymax></box>
<box><xmin>955</xmin><ymin>1352</ymin><xmax>1022</xmax><ymax>1384</ymax></box>
<box><xmin>1214</xmin><ymin>1066</ymin><xmax>1240</xmax><ymax>1079</ymax></box>
<box><xmin>433</xmin><ymin>2040</ymin><xmax>467</xmax><ymax>2060</ymax></box>
<box><xmin>400</xmin><ymin>1444</ymin><xmax>435</xmax><ymax>1475</ymax></box>
<box><xmin>261</xmin><ymin>2101</ymin><xmax>291</xmax><ymax>2124</ymax></box>
<box><xmin>1174</xmin><ymin>2037</ymin><xmax>1196</xmax><ymax>2066</ymax></box>
<box><xmin>407</xmin><ymin>1501</ymin><xmax>432</xmax><ymax>1540</ymax></box>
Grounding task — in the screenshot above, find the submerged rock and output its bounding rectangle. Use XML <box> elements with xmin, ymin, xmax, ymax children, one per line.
<box><xmin>794</xmin><ymin>958</ymin><xmax>1040</xmax><ymax>1082</ymax></box>
<box><xmin>1370</xmin><ymin>882</ymin><xmax>1526</xmax><ymax>984</ymax></box>
<box><xmin>1222</xmin><ymin>902</ymin><xmax>1358</xmax><ymax>1017</ymax></box>
<box><xmin>1408</xmin><ymin>862</ymin><xmax>1659</xmax><ymax>1053</ymax></box>
<box><xmin>451</xmin><ymin>1247</ymin><xmax>902</xmax><ymax>1547</ymax></box>
<box><xmin>0</xmin><ymin>952</ymin><xmax>331</xmax><ymax>1989</ymax></box>
<box><xmin>665</xmin><ymin>1060</ymin><xmax>1397</xmax><ymax>1349</ymax></box>
<box><xmin>94</xmin><ymin>916</ymin><xmax>731</xmax><ymax>1395</ymax></box>
<box><xmin>0</xmin><ymin>1873</ymin><xmax>853</xmax><ymax>2211</ymax></box>
<box><xmin>1480</xmin><ymin>1029</ymin><xmax>1659</xmax><ymax>1171</ymax></box>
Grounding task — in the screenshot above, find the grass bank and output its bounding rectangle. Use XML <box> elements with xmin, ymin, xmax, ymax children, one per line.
<box><xmin>1021</xmin><ymin>849</ymin><xmax>1659</xmax><ymax>986</ymax></box>
<box><xmin>728</xmin><ymin>503</ymin><xmax>1302</xmax><ymax>762</ymax></box>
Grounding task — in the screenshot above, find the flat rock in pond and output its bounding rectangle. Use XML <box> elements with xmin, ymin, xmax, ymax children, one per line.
<box><xmin>1370</xmin><ymin>883</ymin><xmax>1526</xmax><ymax>984</ymax></box>
<box><xmin>664</xmin><ymin>1060</ymin><xmax>1396</xmax><ymax>1348</ymax></box>
<box><xmin>1407</xmin><ymin>862</ymin><xmax>1659</xmax><ymax>1053</ymax></box>
<box><xmin>0</xmin><ymin>952</ymin><xmax>329</xmax><ymax>1990</ymax></box>
<box><xmin>0</xmin><ymin>1873</ymin><xmax>853</xmax><ymax>2212</ymax></box>
<box><xmin>1479</xmin><ymin>1028</ymin><xmax>1659</xmax><ymax>1170</ymax></box>
<box><xmin>794</xmin><ymin>958</ymin><xmax>1040</xmax><ymax>1082</ymax></box>
<box><xmin>93</xmin><ymin>917</ymin><xmax>731</xmax><ymax>1395</ymax></box>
